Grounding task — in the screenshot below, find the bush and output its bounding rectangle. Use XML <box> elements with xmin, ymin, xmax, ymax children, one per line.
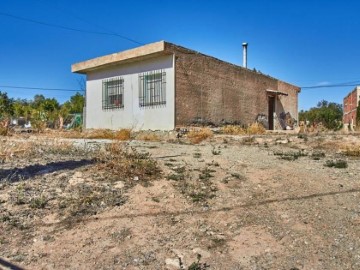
<box><xmin>187</xmin><ymin>128</ymin><xmax>213</xmax><ymax>144</ymax></box>
<box><xmin>324</xmin><ymin>159</ymin><xmax>348</xmax><ymax>168</ymax></box>
<box><xmin>114</xmin><ymin>129</ymin><xmax>132</xmax><ymax>140</ymax></box>
<box><xmin>246</xmin><ymin>122</ymin><xmax>266</xmax><ymax>135</ymax></box>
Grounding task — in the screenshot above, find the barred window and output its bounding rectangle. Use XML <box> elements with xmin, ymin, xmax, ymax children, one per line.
<box><xmin>102</xmin><ymin>77</ymin><xmax>124</xmax><ymax>110</ymax></box>
<box><xmin>139</xmin><ymin>70</ymin><xmax>166</xmax><ymax>107</ymax></box>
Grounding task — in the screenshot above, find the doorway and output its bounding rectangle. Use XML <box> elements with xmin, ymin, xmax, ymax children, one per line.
<box><xmin>268</xmin><ymin>96</ymin><xmax>275</xmax><ymax>130</ymax></box>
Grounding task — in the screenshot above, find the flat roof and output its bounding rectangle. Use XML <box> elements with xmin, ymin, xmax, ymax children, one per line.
<box><xmin>72</xmin><ymin>41</ymin><xmax>168</xmax><ymax>73</ymax></box>
<box><xmin>72</xmin><ymin>40</ymin><xmax>300</xmax><ymax>91</ymax></box>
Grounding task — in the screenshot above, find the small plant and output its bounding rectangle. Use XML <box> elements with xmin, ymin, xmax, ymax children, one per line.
<box><xmin>167</xmin><ymin>173</ymin><xmax>185</xmax><ymax>181</ymax></box>
<box><xmin>311</xmin><ymin>151</ymin><xmax>326</xmax><ymax>160</ymax></box>
<box><xmin>110</xmin><ymin>228</ymin><xmax>131</xmax><ymax>242</ymax></box>
<box><xmin>187</xmin><ymin>128</ymin><xmax>213</xmax><ymax>144</ymax></box>
<box><xmin>173</xmin><ymin>166</ymin><xmax>186</xmax><ymax>174</ymax></box>
<box><xmin>199</xmin><ymin>167</ymin><xmax>215</xmax><ymax>180</ymax></box>
<box><xmin>193</xmin><ymin>152</ymin><xmax>202</xmax><ymax>158</ymax></box>
<box><xmin>189</xmin><ymin>192</ymin><xmax>207</xmax><ymax>202</ymax></box>
<box><xmin>273</xmin><ymin>150</ymin><xmax>308</xmax><ymax>161</ymax></box>
<box><xmin>211</xmin><ymin>147</ymin><xmax>221</xmax><ymax>155</ymax></box>
<box><xmin>242</xmin><ymin>136</ymin><xmax>255</xmax><ymax>145</ymax></box>
<box><xmin>297</xmin><ymin>133</ymin><xmax>308</xmax><ymax>141</ymax></box>
<box><xmin>151</xmin><ymin>197</ymin><xmax>160</xmax><ymax>203</ymax></box>
<box><xmin>30</xmin><ymin>195</ymin><xmax>47</xmax><ymax>209</ymax></box>
<box><xmin>188</xmin><ymin>254</ymin><xmax>209</xmax><ymax>270</ymax></box>
<box><xmin>324</xmin><ymin>159</ymin><xmax>348</xmax><ymax>168</ymax></box>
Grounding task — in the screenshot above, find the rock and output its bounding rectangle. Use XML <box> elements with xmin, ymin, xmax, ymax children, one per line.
<box><xmin>192</xmin><ymin>247</ymin><xmax>211</xmax><ymax>259</ymax></box>
<box><xmin>114</xmin><ymin>181</ymin><xmax>125</xmax><ymax>189</ymax></box>
<box><xmin>165</xmin><ymin>258</ymin><xmax>181</xmax><ymax>269</ymax></box>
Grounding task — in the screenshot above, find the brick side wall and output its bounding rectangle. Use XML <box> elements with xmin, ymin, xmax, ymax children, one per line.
<box><xmin>343</xmin><ymin>87</ymin><xmax>359</xmax><ymax>125</ymax></box>
<box><xmin>166</xmin><ymin>44</ymin><xmax>299</xmax><ymax>128</ymax></box>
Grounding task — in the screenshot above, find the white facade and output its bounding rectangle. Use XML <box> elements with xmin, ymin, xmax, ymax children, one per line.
<box><xmin>85</xmin><ymin>54</ymin><xmax>175</xmax><ymax>130</ymax></box>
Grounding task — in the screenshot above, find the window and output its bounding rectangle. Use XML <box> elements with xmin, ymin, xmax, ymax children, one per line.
<box><xmin>102</xmin><ymin>77</ymin><xmax>124</xmax><ymax>110</ymax></box>
<box><xmin>139</xmin><ymin>70</ymin><xmax>166</xmax><ymax>107</ymax></box>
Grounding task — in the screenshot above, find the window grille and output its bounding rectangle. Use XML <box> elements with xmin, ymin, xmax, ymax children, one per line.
<box><xmin>139</xmin><ymin>70</ymin><xmax>166</xmax><ymax>107</ymax></box>
<box><xmin>102</xmin><ymin>77</ymin><xmax>124</xmax><ymax>110</ymax></box>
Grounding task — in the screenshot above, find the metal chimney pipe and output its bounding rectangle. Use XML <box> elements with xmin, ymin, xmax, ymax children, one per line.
<box><xmin>242</xmin><ymin>42</ymin><xmax>248</xmax><ymax>68</ymax></box>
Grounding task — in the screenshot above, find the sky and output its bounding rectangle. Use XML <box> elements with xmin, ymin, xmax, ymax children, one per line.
<box><xmin>1</xmin><ymin>0</ymin><xmax>360</xmax><ymax>110</ymax></box>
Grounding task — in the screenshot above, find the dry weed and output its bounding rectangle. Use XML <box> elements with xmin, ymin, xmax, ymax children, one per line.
<box><xmin>246</xmin><ymin>122</ymin><xmax>266</xmax><ymax>135</ymax></box>
<box><xmin>85</xmin><ymin>129</ymin><xmax>114</xmax><ymax>139</ymax></box>
<box><xmin>221</xmin><ymin>125</ymin><xmax>246</xmax><ymax>135</ymax></box>
<box><xmin>187</xmin><ymin>128</ymin><xmax>213</xmax><ymax>144</ymax></box>
<box><xmin>114</xmin><ymin>129</ymin><xmax>132</xmax><ymax>141</ymax></box>
<box><xmin>221</xmin><ymin>123</ymin><xmax>266</xmax><ymax>135</ymax></box>
<box><xmin>95</xmin><ymin>143</ymin><xmax>161</xmax><ymax>182</ymax></box>
<box><xmin>135</xmin><ymin>132</ymin><xmax>160</xmax><ymax>141</ymax></box>
<box><xmin>0</xmin><ymin>140</ymin><xmax>79</xmax><ymax>162</ymax></box>
<box><xmin>342</xmin><ymin>145</ymin><xmax>360</xmax><ymax>157</ymax></box>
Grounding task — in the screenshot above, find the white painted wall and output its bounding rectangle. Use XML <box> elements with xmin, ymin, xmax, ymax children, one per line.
<box><xmin>85</xmin><ymin>55</ymin><xmax>175</xmax><ymax>130</ymax></box>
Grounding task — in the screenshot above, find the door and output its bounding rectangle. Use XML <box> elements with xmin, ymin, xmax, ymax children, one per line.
<box><xmin>268</xmin><ymin>96</ymin><xmax>275</xmax><ymax>130</ymax></box>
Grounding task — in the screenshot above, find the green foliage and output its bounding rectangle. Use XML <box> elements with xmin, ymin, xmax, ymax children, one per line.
<box><xmin>69</xmin><ymin>92</ymin><xmax>85</xmax><ymax>113</ymax></box>
<box><xmin>299</xmin><ymin>100</ymin><xmax>343</xmax><ymax>130</ymax></box>
<box><xmin>0</xmin><ymin>91</ymin><xmax>84</xmax><ymax>130</ymax></box>
<box><xmin>0</xmin><ymin>91</ymin><xmax>14</xmax><ymax>118</ymax></box>
<box><xmin>324</xmin><ymin>159</ymin><xmax>348</xmax><ymax>168</ymax></box>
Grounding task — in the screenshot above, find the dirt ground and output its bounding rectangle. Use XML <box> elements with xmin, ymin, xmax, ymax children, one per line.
<box><xmin>0</xmin><ymin>132</ymin><xmax>360</xmax><ymax>270</ymax></box>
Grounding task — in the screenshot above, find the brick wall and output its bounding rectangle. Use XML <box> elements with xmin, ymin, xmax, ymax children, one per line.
<box><xmin>166</xmin><ymin>43</ymin><xmax>300</xmax><ymax>128</ymax></box>
<box><xmin>343</xmin><ymin>87</ymin><xmax>360</xmax><ymax>125</ymax></box>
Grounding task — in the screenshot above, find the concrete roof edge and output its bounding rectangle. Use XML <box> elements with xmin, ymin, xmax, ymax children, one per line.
<box><xmin>71</xmin><ymin>40</ymin><xmax>166</xmax><ymax>73</ymax></box>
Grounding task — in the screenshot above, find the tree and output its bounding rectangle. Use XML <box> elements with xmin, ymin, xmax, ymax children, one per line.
<box><xmin>299</xmin><ymin>100</ymin><xmax>343</xmax><ymax>130</ymax></box>
<box><xmin>0</xmin><ymin>91</ymin><xmax>14</xmax><ymax>118</ymax></box>
<box><xmin>32</xmin><ymin>94</ymin><xmax>46</xmax><ymax>109</ymax></box>
<box><xmin>68</xmin><ymin>92</ymin><xmax>84</xmax><ymax>113</ymax></box>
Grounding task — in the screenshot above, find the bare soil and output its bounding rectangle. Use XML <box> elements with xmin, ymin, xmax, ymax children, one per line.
<box><xmin>1</xmin><ymin>133</ymin><xmax>360</xmax><ymax>270</ymax></box>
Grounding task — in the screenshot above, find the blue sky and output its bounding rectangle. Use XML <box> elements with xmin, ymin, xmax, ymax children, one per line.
<box><xmin>1</xmin><ymin>0</ymin><xmax>360</xmax><ymax>110</ymax></box>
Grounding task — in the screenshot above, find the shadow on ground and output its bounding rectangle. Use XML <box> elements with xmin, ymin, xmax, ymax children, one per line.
<box><xmin>51</xmin><ymin>187</ymin><xmax>360</xmax><ymax>226</ymax></box>
<box><xmin>0</xmin><ymin>159</ymin><xmax>95</xmax><ymax>182</ymax></box>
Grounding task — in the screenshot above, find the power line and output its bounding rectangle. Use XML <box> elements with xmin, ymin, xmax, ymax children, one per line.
<box><xmin>35</xmin><ymin>0</ymin><xmax>127</xmax><ymax>41</ymax></box>
<box><xmin>0</xmin><ymin>85</ymin><xmax>83</xmax><ymax>92</ymax></box>
<box><xmin>301</xmin><ymin>80</ymin><xmax>360</xmax><ymax>89</ymax></box>
<box><xmin>0</xmin><ymin>11</ymin><xmax>143</xmax><ymax>45</ymax></box>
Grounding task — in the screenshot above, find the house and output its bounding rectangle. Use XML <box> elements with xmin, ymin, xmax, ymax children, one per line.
<box><xmin>343</xmin><ymin>86</ymin><xmax>360</xmax><ymax>129</ymax></box>
<box><xmin>72</xmin><ymin>41</ymin><xmax>300</xmax><ymax>131</ymax></box>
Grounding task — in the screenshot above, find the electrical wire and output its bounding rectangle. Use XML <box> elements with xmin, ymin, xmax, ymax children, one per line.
<box><xmin>301</xmin><ymin>80</ymin><xmax>360</xmax><ymax>89</ymax></box>
<box><xmin>34</xmin><ymin>0</ymin><xmax>130</xmax><ymax>42</ymax></box>
<box><xmin>0</xmin><ymin>85</ymin><xmax>83</xmax><ymax>92</ymax></box>
<box><xmin>0</xmin><ymin>11</ymin><xmax>143</xmax><ymax>45</ymax></box>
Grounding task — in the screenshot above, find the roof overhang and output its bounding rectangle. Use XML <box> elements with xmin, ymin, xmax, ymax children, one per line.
<box><xmin>72</xmin><ymin>41</ymin><xmax>170</xmax><ymax>74</ymax></box>
<box><xmin>266</xmin><ymin>89</ymin><xmax>289</xmax><ymax>96</ymax></box>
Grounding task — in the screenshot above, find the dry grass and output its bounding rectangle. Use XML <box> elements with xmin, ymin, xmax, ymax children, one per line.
<box><xmin>55</xmin><ymin>129</ymin><xmax>133</xmax><ymax>140</ymax></box>
<box><xmin>187</xmin><ymin>128</ymin><xmax>213</xmax><ymax>144</ymax></box>
<box><xmin>342</xmin><ymin>145</ymin><xmax>360</xmax><ymax>157</ymax></box>
<box><xmin>246</xmin><ymin>122</ymin><xmax>266</xmax><ymax>135</ymax></box>
<box><xmin>114</xmin><ymin>129</ymin><xmax>132</xmax><ymax>141</ymax></box>
<box><xmin>0</xmin><ymin>139</ymin><xmax>78</xmax><ymax>162</ymax></box>
<box><xmin>221</xmin><ymin>123</ymin><xmax>266</xmax><ymax>135</ymax></box>
<box><xmin>221</xmin><ymin>125</ymin><xmax>246</xmax><ymax>135</ymax></box>
<box><xmin>135</xmin><ymin>132</ymin><xmax>161</xmax><ymax>141</ymax></box>
<box><xmin>95</xmin><ymin>143</ymin><xmax>161</xmax><ymax>182</ymax></box>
